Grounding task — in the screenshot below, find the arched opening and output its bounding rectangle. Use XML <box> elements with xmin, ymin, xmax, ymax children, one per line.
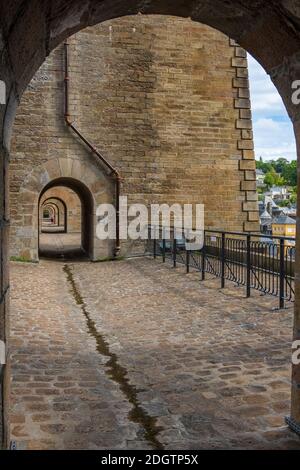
<box><xmin>1</xmin><ymin>0</ymin><xmax>300</xmax><ymax>451</ymax></box>
<box><xmin>41</xmin><ymin>198</ymin><xmax>67</xmax><ymax>232</ymax></box>
<box><xmin>38</xmin><ymin>177</ymin><xmax>94</xmax><ymax>260</ymax></box>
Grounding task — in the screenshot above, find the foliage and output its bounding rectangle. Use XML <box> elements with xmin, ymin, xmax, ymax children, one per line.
<box><xmin>276</xmin><ymin>200</ymin><xmax>290</xmax><ymax>207</ymax></box>
<box><xmin>290</xmin><ymin>193</ymin><xmax>297</xmax><ymax>205</ymax></box>
<box><xmin>263</xmin><ymin>169</ymin><xmax>285</xmax><ymax>188</ymax></box>
<box><xmin>10</xmin><ymin>256</ymin><xmax>36</xmax><ymax>263</ymax></box>
<box><xmin>256</xmin><ymin>157</ymin><xmax>297</xmax><ymax>187</ymax></box>
<box><xmin>282</xmin><ymin>160</ymin><xmax>297</xmax><ymax>186</ymax></box>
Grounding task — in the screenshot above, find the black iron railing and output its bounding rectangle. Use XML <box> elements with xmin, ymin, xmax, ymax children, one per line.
<box><xmin>148</xmin><ymin>227</ymin><xmax>295</xmax><ymax>309</ymax></box>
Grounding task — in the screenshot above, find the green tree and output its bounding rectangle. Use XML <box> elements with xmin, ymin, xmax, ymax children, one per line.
<box><xmin>264</xmin><ymin>172</ymin><xmax>275</xmax><ymax>189</ymax></box>
<box><xmin>277</xmin><ymin>200</ymin><xmax>290</xmax><ymax>207</ymax></box>
<box><xmin>283</xmin><ymin>160</ymin><xmax>297</xmax><ymax>186</ymax></box>
<box><xmin>273</xmin><ymin>157</ymin><xmax>289</xmax><ymax>174</ymax></box>
<box><xmin>290</xmin><ymin>193</ymin><xmax>297</xmax><ymax>205</ymax></box>
<box><xmin>256</xmin><ymin>159</ymin><xmax>274</xmax><ymax>174</ymax></box>
<box><xmin>263</xmin><ymin>168</ymin><xmax>285</xmax><ymax>188</ymax></box>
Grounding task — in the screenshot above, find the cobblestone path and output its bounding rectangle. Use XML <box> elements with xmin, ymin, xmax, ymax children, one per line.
<box><xmin>10</xmin><ymin>258</ymin><xmax>300</xmax><ymax>449</ymax></box>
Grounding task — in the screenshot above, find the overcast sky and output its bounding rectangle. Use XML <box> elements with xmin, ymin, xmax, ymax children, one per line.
<box><xmin>248</xmin><ymin>54</ymin><xmax>296</xmax><ymax>162</ymax></box>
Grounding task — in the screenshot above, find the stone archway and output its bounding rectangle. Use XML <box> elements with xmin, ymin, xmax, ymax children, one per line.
<box><xmin>11</xmin><ymin>156</ymin><xmax>114</xmax><ymax>262</ymax></box>
<box><xmin>40</xmin><ymin>197</ymin><xmax>67</xmax><ymax>232</ymax></box>
<box><xmin>39</xmin><ymin>178</ymin><xmax>92</xmax><ymax>259</ymax></box>
<box><xmin>1</xmin><ymin>0</ymin><xmax>300</xmax><ymax>447</ymax></box>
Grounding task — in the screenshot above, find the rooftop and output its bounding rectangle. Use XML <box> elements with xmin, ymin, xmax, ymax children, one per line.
<box><xmin>273</xmin><ymin>214</ymin><xmax>296</xmax><ymax>225</ymax></box>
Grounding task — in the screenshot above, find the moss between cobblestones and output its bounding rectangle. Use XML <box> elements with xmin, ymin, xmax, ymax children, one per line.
<box><xmin>94</xmin><ymin>256</ymin><xmax>125</xmax><ymax>263</ymax></box>
<box><xmin>63</xmin><ymin>264</ymin><xmax>164</xmax><ymax>450</ymax></box>
<box><xmin>10</xmin><ymin>256</ymin><xmax>38</xmax><ymax>263</ymax></box>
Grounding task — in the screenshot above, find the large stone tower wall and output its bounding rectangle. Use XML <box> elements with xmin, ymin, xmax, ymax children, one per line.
<box><xmin>9</xmin><ymin>15</ymin><xmax>258</xmax><ymax>260</ymax></box>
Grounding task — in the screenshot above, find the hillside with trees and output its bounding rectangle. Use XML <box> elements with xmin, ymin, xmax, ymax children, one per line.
<box><xmin>256</xmin><ymin>157</ymin><xmax>297</xmax><ymax>206</ymax></box>
<box><xmin>256</xmin><ymin>157</ymin><xmax>297</xmax><ymax>187</ymax></box>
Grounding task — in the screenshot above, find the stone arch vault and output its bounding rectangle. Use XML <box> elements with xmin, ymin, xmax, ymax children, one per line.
<box><xmin>1</xmin><ymin>0</ymin><xmax>300</xmax><ymax>447</ymax></box>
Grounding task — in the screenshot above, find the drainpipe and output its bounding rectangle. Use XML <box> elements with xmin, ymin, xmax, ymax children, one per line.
<box><xmin>63</xmin><ymin>41</ymin><xmax>121</xmax><ymax>257</ymax></box>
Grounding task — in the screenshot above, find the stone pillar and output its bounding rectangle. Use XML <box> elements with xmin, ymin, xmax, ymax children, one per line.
<box><xmin>266</xmin><ymin>50</ymin><xmax>300</xmax><ymax>436</ymax></box>
<box><xmin>0</xmin><ymin>78</ymin><xmax>17</xmax><ymax>450</ymax></box>
<box><xmin>289</xmin><ymin>120</ymin><xmax>300</xmax><ymax>432</ymax></box>
<box><xmin>0</xmin><ymin>143</ymin><xmax>10</xmax><ymax>449</ymax></box>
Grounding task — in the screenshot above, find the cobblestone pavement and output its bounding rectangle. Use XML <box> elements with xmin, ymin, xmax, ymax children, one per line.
<box><xmin>10</xmin><ymin>257</ymin><xmax>300</xmax><ymax>449</ymax></box>
<box><xmin>39</xmin><ymin>233</ymin><xmax>84</xmax><ymax>259</ymax></box>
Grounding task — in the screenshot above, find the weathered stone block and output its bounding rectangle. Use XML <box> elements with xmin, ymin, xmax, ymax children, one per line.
<box><xmin>236</xmin><ymin>119</ymin><xmax>252</xmax><ymax>130</ymax></box>
<box><xmin>244</xmin><ymin>222</ymin><xmax>260</xmax><ymax>232</ymax></box>
<box><xmin>232</xmin><ymin>57</ymin><xmax>248</xmax><ymax>68</ymax></box>
<box><xmin>233</xmin><ymin>78</ymin><xmax>249</xmax><ymax>88</ymax></box>
<box><xmin>241</xmin><ymin>181</ymin><xmax>257</xmax><ymax>191</ymax></box>
<box><xmin>238</xmin><ymin>88</ymin><xmax>250</xmax><ymax>99</ymax></box>
<box><xmin>243</xmin><ymin>201</ymin><xmax>258</xmax><ymax>212</ymax></box>
<box><xmin>239</xmin><ymin>160</ymin><xmax>256</xmax><ymax>170</ymax></box>
<box><xmin>240</xmin><ymin>109</ymin><xmax>252</xmax><ymax>119</ymax></box>
<box><xmin>242</xmin><ymin>149</ymin><xmax>255</xmax><ymax>160</ymax></box>
<box><xmin>244</xmin><ymin>170</ymin><xmax>256</xmax><ymax>181</ymax></box>
<box><xmin>242</xmin><ymin>130</ymin><xmax>253</xmax><ymax>139</ymax></box>
<box><xmin>246</xmin><ymin>191</ymin><xmax>258</xmax><ymax>201</ymax></box>
<box><xmin>236</xmin><ymin>68</ymin><xmax>248</xmax><ymax>79</ymax></box>
<box><xmin>235</xmin><ymin>98</ymin><xmax>251</xmax><ymax>109</ymax></box>
<box><xmin>247</xmin><ymin>211</ymin><xmax>259</xmax><ymax>222</ymax></box>
<box><xmin>235</xmin><ymin>47</ymin><xmax>247</xmax><ymax>58</ymax></box>
<box><xmin>238</xmin><ymin>140</ymin><xmax>254</xmax><ymax>150</ymax></box>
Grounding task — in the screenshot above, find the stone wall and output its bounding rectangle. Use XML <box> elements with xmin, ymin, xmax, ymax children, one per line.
<box><xmin>9</xmin><ymin>15</ymin><xmax>258</xmax><ymax>261</ymax></box>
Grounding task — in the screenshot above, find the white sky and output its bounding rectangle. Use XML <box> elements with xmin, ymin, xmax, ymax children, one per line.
<box><xmin>248</xmin><ymin>54</ymin><xmax>296</xmax><ymax>162</ymax></box>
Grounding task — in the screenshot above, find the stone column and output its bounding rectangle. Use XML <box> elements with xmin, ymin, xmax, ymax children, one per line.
<box><xmin>0</xmin><ymin>144</ymin><xmax>10</xmax><ymax>449</ymax></box>
<box><xmin>289</xmin><ymin>120</ymin><xmax>300</xmax><ymax>432</ymax></box>
<box><xmin>267</xmin><ymin>51</ymin><xmax>300</xmax><ymax>436</ymax></box>
<box><xmin>0</xmin><ymin>79</ymin><xmax>18</xmax><ymax>450</ymax></box>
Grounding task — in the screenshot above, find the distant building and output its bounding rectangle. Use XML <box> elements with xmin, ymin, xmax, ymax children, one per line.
<box><xmin>272</xmin><ymin>215</ymin><xmax>296</xmax><ymax>251</ymax></box>
<box><xmin>260</xmin><ymin>209</ymin><xmax>272</xmax><ymax>234</ymax></box>
<box><xmin>266</xmin><ymin>186</ymin><xmax>291</xmax><ymax>201</ymax></box>
<box><xmin>256</xmin><ymin>169</ymin><xmax>265</xmax><ymax>188</ymax></box>
<box><xmin>281</xmin><ymin>206</ymin><xmax>297</xmax><ymax>220</ymax></box>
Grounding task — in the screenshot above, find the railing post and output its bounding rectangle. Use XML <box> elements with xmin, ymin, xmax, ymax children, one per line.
<box><xmin>153</xmin><ymin>239</ymin><xmax>156</xmax><ymax>259</ymax></box>
<box><xmin>279</xmin><ymin>238</ymin><xmax>285</xmax><ymax>309</ymax></box>
<box><xmin>246</xmin><ymin>234</ymin><xmax>251</xmax><ymax>298</ymax></box>
<box><xmin>162</xmin><ymin>238</ymin><xmax>166</xmax><ymax>263</ymax></box>
<box><xmin>221</xmin><ymin>232</ymin><xmax>225</xmax><ymax>289</ymax></box>
<box><xmin>186</xmin><ymin>248</ymin><xmax>190</xmax><ymax>274</ymax></box>
<box><xmin>201</xmin><ymin>243</ymin><xmax>205</xmax><ymax>280</ymax></box>
<box><xmin>173</xmin><ymin>237</ymin><xmax>177</xmax><ymax>268</ymax></box>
